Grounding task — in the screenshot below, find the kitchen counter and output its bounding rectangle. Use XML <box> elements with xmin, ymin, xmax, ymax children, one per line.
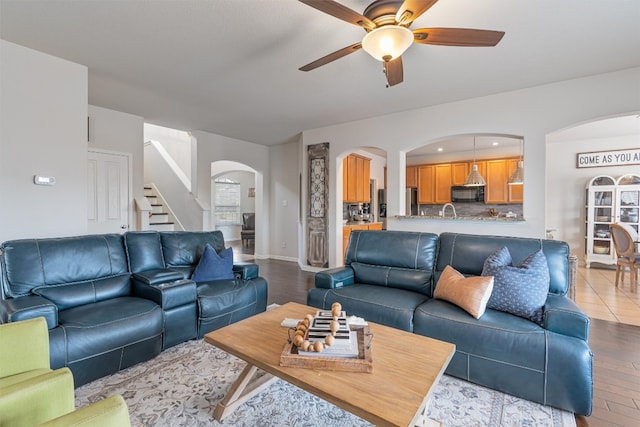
<box><xmin>343</xmin><ymin>221</ymin><xmax>384</xmax><ymax>227</ymax></box>
<box><xmin>395</xmin><ymin>215</ymin><xmax>525</xmax><ymax>222</ymax></box>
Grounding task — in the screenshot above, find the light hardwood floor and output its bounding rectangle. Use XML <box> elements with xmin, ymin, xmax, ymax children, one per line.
<box><xmin>575</xmin><ymin>265</ymin><xmax>640</xmax><ymax>326</ymax></box>
<box><xmin>230</xmin><ymin>241</ymin><xmax>640</xmax><ymax>426</ymax></box>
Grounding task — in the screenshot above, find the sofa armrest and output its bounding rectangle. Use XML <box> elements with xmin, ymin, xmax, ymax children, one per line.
<box><xmin>233</xmin><ymin>263</ymin><xmax>259</xmax><ymax>280</ymax></box>
<box><xmin>132</xmin><ymin>269</ymin><xmax>184</xmax><ymax>285</ymax></box>
<box><xmin>0</xmin><ymin>368</ymin><xmax>75</xmax><ymax>426</ymax></box>
<box><xmin>543</xmin><ymin>294</ymin><xmax>590</xmax><ymax>341</ymax></box>
<box><xmin>0</xmin><ymin>295</ymin><xmax>58</xmax><ymax>328</ymax></box>
<box><xmin>132</xmin><ymin>278</ymin><xmax>197</xmax><ymax>310</ymax></box>
<box><xmin>39</xmin><ymin>394</ymin><xmax>131</xmax><ymax>427</ymax></box>
<box><xmin>315</xmin><ymin>267</ymin><xmax>355</xmax><ymax>289</ymax></box>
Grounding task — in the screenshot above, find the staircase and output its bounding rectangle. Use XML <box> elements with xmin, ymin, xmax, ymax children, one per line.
<box><xmin>144</xmin><ymin>186</ymin><xmax>175</xmax><ymax>231</ymax></box>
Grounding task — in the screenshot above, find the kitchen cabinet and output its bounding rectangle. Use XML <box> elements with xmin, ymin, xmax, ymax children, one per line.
<box><xmin>584</xmin><ymin>174</ymin><xmax>640</xmax><ymax>268</ymax></box>
<box><xmin>406</xmin><ymin>166</ymin><xmax>418</xmax><ymax>188</ymax></box>
<box><xmin>485</xmin><ymin>158</ymin><xmax>521</xmax><ymax>204</ymax></box>
<box><xmin>485</xmin><ymin>159</ymin><xmax>509</xmax><ymax>204</ymax></box>
<box><xmin>417</xmin><ymin>165</ymin><xmax>435</xmax><ymax>204</ymax></box>
<box><xmin>414</xmin><ymin>158</ymin><xmax>518</xmax><ymax>205</ymax></box>
<box><xmin>343</xmin><ymin>154</ymin><xmax>371</xmax><ymax>203</ymax></box>
<box><xmin>343</xmin><ymin>222</ymin><xmax>383</xmax><ymax>260</ymax></box>
<box><xmin>451</xmin><ymin>162</ymin><xmax>469</xmax><ymax>186</ymax></box>
<box><xmin>434</xmin><ymin>164</ymin><xmax>452</xmax><ymax>203</ymax></box>
<box><xmin>507</xmin><ymin>159</ymin><xmax>524</xmax><ymax>203</ymax></box>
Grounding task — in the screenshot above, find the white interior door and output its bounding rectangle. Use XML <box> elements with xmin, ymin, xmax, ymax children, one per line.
<box><xmin>87</xmin><ymin>150</ymin><xmax>130</xmax><ymax>234</ymax></box>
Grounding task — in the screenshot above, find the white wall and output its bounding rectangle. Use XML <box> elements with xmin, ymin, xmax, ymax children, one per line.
<box><xmin>301</xmin><ymin>68</ymin><xmax>640</xmax><ymax>267</ymax></box>
<box><xmin>144</xmin><ymin>123</ymin><xmax>191</xmax><ymax>179</ymax></box>
<box><xmin>546</xmin><ymin>132</ymin><xmax>640</xmax><ymax>262</ymax></box>
<box><xmin>191</xmin><ymin>131</ymin><xmax>271</xmax><ymax>258</ymax></box>
<box><xmin>0</xmin><ymin>40</ymin><xmax>88</xmax><ymax>241</ymax></box>
<box><xmin>88</xmin><ymin>105</ymin><xmax>144</xmax><ymax>231</ymax></box>
<box><xmin>269</xmin><ymin>141</ymin><xmax>299</xmax><ymax>261</ymax></box>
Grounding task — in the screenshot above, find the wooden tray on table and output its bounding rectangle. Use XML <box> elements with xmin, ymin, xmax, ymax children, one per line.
<box><xmin>279</xmin><ymin>325</ymin><xmax>373</xmax><ymax>372</ymax></box>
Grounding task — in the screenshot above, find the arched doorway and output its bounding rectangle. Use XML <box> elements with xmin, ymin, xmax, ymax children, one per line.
<box><xmin>211</xmin><ymin>161</ymin><xmax>258</xmax><ymax>259</ymax></box>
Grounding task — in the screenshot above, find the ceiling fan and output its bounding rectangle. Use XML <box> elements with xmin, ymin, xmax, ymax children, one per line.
<box><xmin>298</xmin><ymin>0</ymin><xmax>505</xmax><ymax>87</ymax></box>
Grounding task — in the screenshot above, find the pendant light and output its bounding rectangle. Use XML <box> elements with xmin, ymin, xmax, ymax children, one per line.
<box><xmin>463</xmin><ymin>136</ymin><xmax>486</xmax><ymax>187</ymax></box>
<box><xmin>508</xmin><ymin>139</ymin><xmax>524</xmax><ymax>185</ymax></box>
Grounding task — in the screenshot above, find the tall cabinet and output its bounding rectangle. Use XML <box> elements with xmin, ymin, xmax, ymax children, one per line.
<box><xmin>585</xmin><ymin>174</ymin><xmax>640</xmax><ymax>267</ymax></box>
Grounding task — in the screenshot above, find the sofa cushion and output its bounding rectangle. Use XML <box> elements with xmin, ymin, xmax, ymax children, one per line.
<box><xmin>415</xmin><ymin>298</ymin><xmax>547</xmax><ymax>372</ymax></box>
<box><xmin>196</xmin><ymin>278</ymin><xmax>266</xmax><ymax>338</ymax></box>
<box><xmin>191</xmin><ymin>245</ymin><xmax>234</xmax><ymax>282</ymax></box>
<box><xmin>58</xmin><ymin>296</ymin><xmax>163</xmax><ymax>364</ymax></box>
<box><xmin>482</xmin><ymin>247</ymin><xmax>550</xmax><ymax>324</ymax></box>
<box><xmin>307</xmin><ymin>284</ymin><xmax>429</xmax><ymax>332</ymax></box>
<box><xmin>32</xmin><ymin>274</ymin><xmax>132</xmax><ymax>311</ymax></box>
<box><xmin>124</xmin><ymin>231</ymin><xmax>165</xmax><ymax>273</ymax></box>
<box><xmin>345</xmin><ymin>231</ymin><xmax>438</xmax><ymax>295</ymax></box>
<box><xmin>160</xmin><ymin>231</ymin><xmax>226</xmax><ymax>267</ymax></box>
<box><xmin>435</xmin><ymin>233</ymin><xmax>570</xmax><ymax>296</ymax></box>
<box><xmin>434</xmin><ymin>265</ymin><xmax>494</xmax><ymax>319</ymax></box>
<box><xmin>1</xmin><ymin>234</ymin><xmax>128</xmax><ymax>300</ymax></box>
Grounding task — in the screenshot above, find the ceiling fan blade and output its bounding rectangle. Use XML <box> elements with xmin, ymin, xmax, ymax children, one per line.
<box><xmin>396</xmin><ymin>0</ymin><xmax>439</xmax><ymax>26</ymax></box>
<box><xmin>298</xmin><ymin>0</ymin><xmax>376</xmax><ymax>31</ymax></box>
<box><xmin>299</xmin><ymin>42</ymin><xmax>363</xmax><ymax>72</ymax></box>
<box><xmin>413</xmin><ymin>28</ymin><xmax>505</xmax><ymax>46</ymax></box>
<box><xmin>383</xmin><ymin>56</ymin><xmax>403</xmax><ymax>87</ymax></box>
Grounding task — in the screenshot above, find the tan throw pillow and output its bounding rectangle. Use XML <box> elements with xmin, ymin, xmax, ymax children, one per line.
<box><xmin>434</xmin><ymin>265</ymin><xmax>494</xmax><ymax>319</ymax></box>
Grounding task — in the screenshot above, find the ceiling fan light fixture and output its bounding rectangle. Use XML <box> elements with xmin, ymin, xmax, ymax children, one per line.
<box><xmin>362</xmin><ymin>25</ymin><xmax>414</xmax><ymax>62</ymax></box>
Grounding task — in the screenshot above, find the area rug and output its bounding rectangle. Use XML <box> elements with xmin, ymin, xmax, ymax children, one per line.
<box><xmin>75</xmin><ymin>339</ymin><xmax>575</xmax><ymax>427</ymax></box>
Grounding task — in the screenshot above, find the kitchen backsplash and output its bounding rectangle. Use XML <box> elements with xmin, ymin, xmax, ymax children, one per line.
<box><xmin>417</xmin><ymin>203</ymin><xmax>523</xmax><ymax>218</ymax></box>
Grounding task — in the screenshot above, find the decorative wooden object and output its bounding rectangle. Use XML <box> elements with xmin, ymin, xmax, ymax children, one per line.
<box><xmin>280</xmin><ymin>325</ymin><xmax>373</xmax><ymax>372</ymax></box>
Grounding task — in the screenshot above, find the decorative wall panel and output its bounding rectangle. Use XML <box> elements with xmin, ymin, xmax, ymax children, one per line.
<box><xmin>307</xmin><ymin>143</ymin><xmax>329</xmax><ymax>267</ymax></box>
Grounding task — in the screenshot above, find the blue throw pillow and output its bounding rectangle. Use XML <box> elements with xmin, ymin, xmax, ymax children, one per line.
<box><xmin>481</xmin><ymin>246</ymin><xmax>550</xmax><ymax>324</ymax></box>
<box><xmin>191</xmin><ymin>244</ymin><xmax>234</xmax><ymax>282</ymax></box>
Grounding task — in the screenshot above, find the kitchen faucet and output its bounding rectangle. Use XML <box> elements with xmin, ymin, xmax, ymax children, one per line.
<box><xmin>441</xmin><ymin>203</ymin><xmax>457</xmax><ymax>218</ymax></box>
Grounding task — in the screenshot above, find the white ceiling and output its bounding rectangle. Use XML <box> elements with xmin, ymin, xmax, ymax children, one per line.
<box><xmin>1</xmin><ymin>0</ymin><xmax>639</xmax><ymax>146</ymax></box>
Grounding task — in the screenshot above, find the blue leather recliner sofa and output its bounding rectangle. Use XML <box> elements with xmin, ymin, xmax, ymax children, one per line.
<box><xmin>308</xmin><ymin>230</ymin><xmax>592</xmax><ymax>416</ymax></box>
<box><xmin>0</xmin><ymin>231</ymin><xmax>267</xmax><ymax>387</ymax></box>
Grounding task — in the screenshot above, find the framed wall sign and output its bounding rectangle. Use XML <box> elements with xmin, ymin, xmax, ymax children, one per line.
<box><xmin>577</xmin><ymin>148</ymin><xmax>640</xmax><ymax>168</ymax></box>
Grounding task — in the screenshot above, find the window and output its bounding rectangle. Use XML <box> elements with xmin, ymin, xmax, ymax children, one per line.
<box><xmin>214</xmin><ymin>178</ymin><xmax>241</xmax><ymax>225</ymax></box>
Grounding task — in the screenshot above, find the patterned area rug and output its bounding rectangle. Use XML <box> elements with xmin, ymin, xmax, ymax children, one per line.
<box><xmin>75</xmin><ymin>340</ymin><xmax>576</xmax><ymax>427</ymax></box>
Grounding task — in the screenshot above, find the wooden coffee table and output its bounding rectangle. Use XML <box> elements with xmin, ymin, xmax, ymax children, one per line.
<box><xmin>204</xmin><ymin>302</ymin><xmax>455</xmax><ymax>427</ymax></box>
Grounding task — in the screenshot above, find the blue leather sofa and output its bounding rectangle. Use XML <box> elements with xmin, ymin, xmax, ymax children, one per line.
<box><xmin>0</xmin><ymin>231</ymin><xmax>267</xmax><ymax>387</ymax></box>
<box><xmin>308</xmin><ymin>230</ymin><xmax>592</xmax><ymax>416</ymax></box>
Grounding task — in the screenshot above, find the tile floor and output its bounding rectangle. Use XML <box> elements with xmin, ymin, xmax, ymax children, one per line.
<box><xmin>575</xmin><ymin>265</ymin><xmax>640</xmax><ymax>326</ymax></box>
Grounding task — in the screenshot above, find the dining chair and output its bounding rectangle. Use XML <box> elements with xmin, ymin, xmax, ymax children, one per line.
<box><xmin>609</xmin><ymin>223</ymin><xmax>640</xmax><ymax>292</ymax></box>
<box><xmin>241</xmin><ymin>212</ymin><xmax>255</xmax><ymax>248</ymax></box>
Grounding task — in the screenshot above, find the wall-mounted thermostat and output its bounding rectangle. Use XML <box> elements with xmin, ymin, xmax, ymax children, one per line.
<box><xmin>34</xmin><ymin>175</ymin><xmax>56</xmax><ymax>186</ymax></box>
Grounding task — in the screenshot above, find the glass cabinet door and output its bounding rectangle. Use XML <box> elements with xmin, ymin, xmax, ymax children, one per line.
<box><xmin>617</xmin><ymin>174</ymin><xmax>640</xmax><ymax>233</ymax></box>
<box><xmin>585</xmin><ymin>175</ymin><xmax>616</xmax><ymax>267</ymax></box>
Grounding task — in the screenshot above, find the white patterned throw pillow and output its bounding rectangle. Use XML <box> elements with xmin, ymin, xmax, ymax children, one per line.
<box><xmin>481</xmin><ymin>246</ymin><xmax>550</xmax><ymax>324</ymax></box>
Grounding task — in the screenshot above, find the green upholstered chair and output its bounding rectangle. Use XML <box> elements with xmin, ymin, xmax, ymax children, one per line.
<box><xmin>0</xmin><ymin>317</ymin><xmax>130</xmax><ymax>426</ymax></box>
<box><xmin>38</xmin><ymin>394</ymin><xmax>130</xmax><ymax>427</ymax></box>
